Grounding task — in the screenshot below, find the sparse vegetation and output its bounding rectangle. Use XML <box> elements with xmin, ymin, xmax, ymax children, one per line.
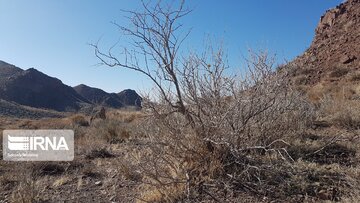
<box><xmin>318</xmin><ymin>95</ymin><xmax>360</xmax><ymax>130</ymax></box>
<box><xmin>1</xmin><ymin>0</ymin><xmax>360</xmax><ymax>202</ymax></box>
<box><xmin>70</xmin><ymin>114</ymin><xmax>89</xmax><ymax>127</ymax></box>
<box><xmin>330</xmin><ymin>67</ymin><xmax>349</xmax><ymax>78</ymax></box>
<box><xmin>351</xmin><ymin>73</ymin><xmax>360</xmax><ymax>81</ymax></box>
<box><xmin>85</xmin><ymin>148</ymin><xmax>115</xmax><ymax>159</ymax></box>
<box><xmin>89</xmin><ymin>1</ymin><xmax>358</xmax><ymax>202</ymax></box>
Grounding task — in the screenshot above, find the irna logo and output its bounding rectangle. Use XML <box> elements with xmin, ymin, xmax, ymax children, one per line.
<box><xmin>7</xmin><ymin>135</ymin><xmax>69</xmax><ymax>151</ymax></box>
<box><xmin>3</xmin><ymin>130</ymin><xmax>74</xmax><ymax>161</ymax></box>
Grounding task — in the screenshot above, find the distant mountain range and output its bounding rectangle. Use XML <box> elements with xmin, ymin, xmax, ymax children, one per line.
<box><xmin>73</xmin><ymin>84</ymin><xmax>142</xmax><ymax>108</ymax></box>
<box><xmin>0</xmin><ymin>60</ymin><xmax>141</xmax><ymax>114</ymax></box>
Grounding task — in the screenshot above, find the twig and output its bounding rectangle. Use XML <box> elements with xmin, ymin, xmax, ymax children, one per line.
<box><xmin>306</xmin><ymin>135</ymin><xmax>340</xmax><ymax>157</ymax></box>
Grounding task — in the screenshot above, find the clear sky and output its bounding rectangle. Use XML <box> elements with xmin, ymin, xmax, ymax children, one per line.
<box><xmin>0</xmin><ymin>0</ymin><xmax>342</xmax><ymax>93</ymax></box>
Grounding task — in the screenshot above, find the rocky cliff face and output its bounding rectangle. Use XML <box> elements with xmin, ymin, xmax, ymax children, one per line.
<box><xmin>291</xmin><ymin>0</ymin><xmax>360</xmax><ymax>100</ymax></box>
<box><xmin>295</xmin><ymin>0</ymin><xmax>359</xmax><ymax>71</ymax></box>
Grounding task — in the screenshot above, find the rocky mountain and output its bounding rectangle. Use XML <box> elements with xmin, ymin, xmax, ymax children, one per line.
<box><xmin>0</xmin><ymin>60</ymin><xmax>23</xmax><ymax>80</ymax></box>
<box><xmin>0</xmin><ymin>60</ymin><xmax>141</xmax><ymax>114</ymax></box>
<box><xmin>291</xmin><ymin>0</ymin><xmax>360</xmax><ymax>101</ymax></box>
<box><xmin>73</xmin><ymin>84</ymin><xmax>141</xmax><ymax>108</ymax></box>
<box><xmin>73</xmin><ymin>84</ymin><xmax>123</xmax><ymax>108</ymax></box>
<box><xmin>0</xmin><ymin>61</ymin><xmax>90</xmax><ymax>111</ymax></box>
<box><xmin>117</xmin><ymin>89</ymin><xmax>142</xmax><ymax>107</ymax></box>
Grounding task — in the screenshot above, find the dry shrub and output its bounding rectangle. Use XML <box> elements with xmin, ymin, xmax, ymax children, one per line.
<box><xmin>69</xmin><ymin>114</ymin><xmax>89</xmax><ymax>127</ymax></box>
<box><xmin>318</xmin><ymin>95</ymin><xmax>360</xmax><ymax>130</ymax></box>
<box><xmin>138</xmin><ymin>183</ymin><xmax>186</xmax><ymax>203</ymax></box>
<box><xmin>299</xmin><ymin>67</ymin><xmax>316</xmax><ymax>75</ymax></box>
<box><xmin>85</xmin><ymin>148</ymin><xmax>115</xmax><ymax>159</ymax></box>
<box><xmin>294</xmin><ymin>75</ymin><xmax>309</xmax><ymax>85</ymax></box>
<box><xmin>307</xmin><ymin>80</ymin><xmax>358</xmax><ymax>103</ymax></box>
<box><xmin>93</xmin><ymin>1</ymin><xmax>321</xmax><ymax>201</ymax></box>
<box><xmin>128</xmin><ymin>50</ymin><xmax>315</xmax><ymax>202</ymax></box>
<box><xmin>75</xmin><ymin>131</ymin><xmax>106</xmax><ymax>155</ymax></box>
<box><xmin>11</xmin><ymin>180</ymin><xmax>41</xmax><ymax>203</ymax></box>
<box><xmin>333</xmin><ymin>112</ymin><xmax>360</xmax><ymax>130</ymax></box>
<box><xmin>288</xmin><ymin>143</ymin><xmax>356</xmax><ymax>166</ymax></box>
<box><xmin>31</xmin><ymin>162</ymin><xmax>65</xmax><ymax>177</ymax></box>
<box><xmin>351</xmin><ymin>73</ymin><xmax>360</xmax><ymax>81</ymax></box>
<box><xmin>117</xmin><ymin>159</ymin><xmax>143</xmax><ymax>182</ymax></box>
<box><xmin>0</xmin><ymin>176</ymin><xmax>17</xmax><ymax>191</ymax></box>
<box><xmin>10</xmin><ymin>168</ymin><xmax>45</xmax><ymax>203</ymax></box>
<box><xmin>89</xmin><ymin>120</ymin><xmax>131</xmax><ymax>144</ymax></box>
<box><xmin>330</xmin><ymin>68</ymin><xmax>349</xmax><ymax>78</ymax></box>
<box><xmin>107</xmin><ymin>110</ymin><xmax>144</xmax><ymax>123</ymax></box>
<box><xmin>76</xmin><ymin>119</ymin><xmax>132</xmax><ymax>153</ymax></box>
<box><xmin>82</xmin><ymin>169</ymin><xmax>102</xmax><ymax>179</ymax></box>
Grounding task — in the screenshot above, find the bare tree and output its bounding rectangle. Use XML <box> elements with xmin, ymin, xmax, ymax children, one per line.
<box><xmin>93</xmin><ymin>1</ymin><xmax>314</xmax><ymax>201</ymax></box>
<box><xmin>92</xmin><ymin>0</ymin><xmax>195</xmax><ymax>126</ymax></box>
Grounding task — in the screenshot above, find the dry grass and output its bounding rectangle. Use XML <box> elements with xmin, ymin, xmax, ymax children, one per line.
<box><xmin>69</xmin><ymin>114</ymin><xmax>89</xmax><ymax>127</ymax></box>
<box><xmin>1</xmin><ymin>103</ymin><xmax>359</xmax><ymax>203</ymax></box>
<box><xmin>8</xmin><ymin>165</ymin><xmax>44</xmax><ymax>203</ymax></box>
<box><xmin>1</xmin><ymin>106</ymin><xmax>359</xmax><ymax>202</ymax></box>
<box><xmin>52</xmin><ymin>176</ymin><xmax>72</xmax><ymax>188</ymax></box>
<box><xmin>318</xmin><ymin>95</ymin><xmax>360</xmax><ymax>129</ymax></box>
<box><xmin>351</xmin><ymin>73</ymin><xmax>360</xmax><ymax>81</ymax></box>
<box><xmin>107</xmin><ymin>110</ymin><xmax>145</xmax><ymax>123</ymax></box>
<box><xmin>307</xmin><ymin>80</ymin><xmax>358</xmax><ymax>103</ymax></box>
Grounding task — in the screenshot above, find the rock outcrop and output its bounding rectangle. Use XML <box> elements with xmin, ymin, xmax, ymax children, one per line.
<box><xmin>293</xmin><ymin>0</ymin><xmax>359</xmax><ymax>78</ymax></box>
<box><xmin>290</xmin><ymin>0</ymin><xmax>360</xmax><ymax>100</ymax></box>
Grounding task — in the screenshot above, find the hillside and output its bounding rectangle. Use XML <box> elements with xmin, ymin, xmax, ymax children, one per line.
<box><xmin>0</xmin><ymin>61</ymin><xmax>90</xmax><ymax>111</ymax></box>
<box><xmin>74</xmin><ymin>84</ymin><xmax>142</xmax><ymax>109</ymax></box>
<box><xmin>73</xmin><ymin>84</ymin><xmax>124</xmax><ymax>108</ymax></box>
<box><xmin>291</xmin><ymin>0</ymin><xmax>360</xmax><ymax>101</ymax></box>
<box><xmin>0</xmin><ymin>99</ymin><xmax>65</xmax><ymax>119</ymax></box>
<box><xmin>117</xmin><ymin>89</ymin><xmax>142</xmax><ymax>107</ymax></box>
<box><xmin>0</xmin><ymin>60</ymin><xmax>142</xmax><ymax>115</ymax></box>
<box><xmin>0</xmin><ymin>61</ymin><xmax>23</xmax><ymax>84</ymax></box>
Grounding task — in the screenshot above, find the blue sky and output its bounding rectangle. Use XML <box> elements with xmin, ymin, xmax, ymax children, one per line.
<box><xmin>0</xmin><ymin>0</ymin><xmax>342</xmax><ymax>93</ymax></box>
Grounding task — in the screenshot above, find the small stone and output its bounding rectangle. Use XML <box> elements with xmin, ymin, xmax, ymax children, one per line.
<box><xmin>95</xmin><ymin>181</ymin><xmax>102</xmax><ymax>186</ymax></box>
